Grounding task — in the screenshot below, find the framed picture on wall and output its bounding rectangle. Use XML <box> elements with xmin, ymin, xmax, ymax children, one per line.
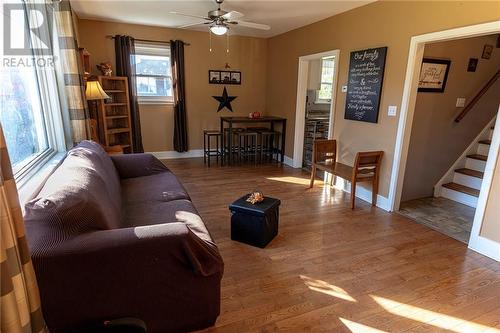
<box><xmin>467</xmin><ymin>58</ymin><xmax>478</xmax><ymax>72</ymax></box>
<box><xmin>482</xmin><ymin>44</ymin><xmax>493</xmax><ymax>59</ymax></box>
<box><xmin>418</xmin><ymin>58</ymin><xmax>451</xmax><ymax>93</ymax></box>
<box><xmin>230</xmin><ymin>71</ymin><xmax>241</xmax><ymax>84</ymax></box>
<box><xmin>209</xmin><ymin>70</ymin><xmax>242</xmax><ymax>85</ymax></box>
<box><xmin>209</xmin><ymin>70</ymin><xmax>221</xmax><ymax>84</ymax></box>
<box><xmin>220</xmin><ymin>71</ymin><xmax>231</xmax><ymax>83</ymax></box>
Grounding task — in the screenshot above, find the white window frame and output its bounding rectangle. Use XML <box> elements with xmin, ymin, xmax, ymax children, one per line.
<box><xmin>6</xmin><ymin>1</ymin><xmax>67</xmax><ymax>193</ymax></box>
<box><xmin>315</xmin><ymin>56</ymin><xmax>335</xmax><ymax>104</ymax></box>
<box><xmin>134</xmin><ymin>42</ymin><xmax>173</xmax><ymax>105</ymax></box>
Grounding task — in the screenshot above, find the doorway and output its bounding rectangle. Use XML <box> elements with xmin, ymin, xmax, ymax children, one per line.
<box><xmin>397</xmin><ymin>34</ymin><xmax>499</xmax><ymax>244</ymax></box>
<box><xmin>292</xmin><ymin>50</ymin><xmax>339</xmax><ymax>168</ymax></box>
<box><xmin>388</xmin><ymin>21</ymin><xmax>500</xmax><ymax>259</ymax></box>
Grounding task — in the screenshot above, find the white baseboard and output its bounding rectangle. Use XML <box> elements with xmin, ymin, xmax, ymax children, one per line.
<box><xmin>283</xmin><ymin>155</ymin><xmax>294</xmax><ymax>167</ymax></box>
<box><xmin>151</xmin><ymin>150</ymin><xmax>295</xmax><ymax>167</ymax></box>
<box><xmin>331</xmin><ymin>177</ymin><xmax>391</xmax><ymax>212</ymax></box>
<box><xmin>469</xmin><ymin>236</ymin><xmax>500</xmax><ymax>262</ymax></box>
<box><xmin>151</xmin><ymin>149</ymin><xmax>204</xmax><ymax>159</ymax></box>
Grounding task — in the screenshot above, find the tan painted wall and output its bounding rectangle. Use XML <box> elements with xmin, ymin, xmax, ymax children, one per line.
<box><xmin>402</xmin><ymin>35</ymin><xmax>500</xmax><ymax>202</ymax></box>
<box><xmin>77</xmin><ymin>19</ymin><xmax>267</xmax><ymax>152</ymax></box>
<box><xmin>266</xmin><ymin>1</ymin><xmax>500</xmax><ymax>198</ymax></box>
<box><xmin>480</xmin><ymin>148</ymin><xmax>500</xmax><ymax>243</ymax></box>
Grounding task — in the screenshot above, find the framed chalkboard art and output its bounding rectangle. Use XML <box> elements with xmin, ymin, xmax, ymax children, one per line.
<box><xmin>344</xmin><ymin>47</ymin><xmax>387</xmax><ymax>123</ymax></box>
<box><xmin>418</xmin><ymin>58</ymin><xmax>451</xmax><ymax>93</ymax></box>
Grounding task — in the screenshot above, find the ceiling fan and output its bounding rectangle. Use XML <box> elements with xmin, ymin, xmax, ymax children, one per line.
<box><xmin>169</xmin><ymin>0</ymin><xmax>270</xmax><ymax>36</ymax></box>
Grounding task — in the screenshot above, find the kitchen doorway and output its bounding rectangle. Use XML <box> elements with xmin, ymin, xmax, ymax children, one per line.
<box><xmin>292</xmin><ymin>50</ymin><xmax>339</xmax><ymax>168</ymax></box>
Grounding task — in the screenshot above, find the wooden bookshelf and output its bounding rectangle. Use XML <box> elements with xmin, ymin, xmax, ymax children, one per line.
<box><xmin>97</xmin><ymin>76</ymin><xmax>133</xmax><ymax>153</ymax></box>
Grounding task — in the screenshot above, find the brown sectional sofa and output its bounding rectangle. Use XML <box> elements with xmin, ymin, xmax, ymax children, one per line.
<box><xmin>24</xmin><ymin>141</ymin><xmax>224</xmax><ymax>333</ymax></box>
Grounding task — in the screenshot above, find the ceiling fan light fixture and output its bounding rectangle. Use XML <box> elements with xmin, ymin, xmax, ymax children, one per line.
<box><xmin>210</xmin><ymin>24</ymin><xmax>228</xmax><ymax>36</ymax></box>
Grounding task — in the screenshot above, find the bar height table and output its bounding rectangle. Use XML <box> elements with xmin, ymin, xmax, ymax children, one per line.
<box><xmin>220</xmin><ymin>116</ymin><xmax>287</xmax><ymax>165</ymax></box>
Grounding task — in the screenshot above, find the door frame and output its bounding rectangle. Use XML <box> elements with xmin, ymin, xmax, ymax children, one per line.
<box><xmin>469</xmin><ymin>108</ymin><xmax>500</xmax><ymax>261</ymax></box>
<box><xmin>388</xmin><ymin>21</ymin><xmax>500</xmax><ymax>211</ymax></box>
<box><xmin>292</xmin><ymin>49</ymin><xmax>340</xmax><ymax>168</ymax></box>
<box><xmin>387</xmin><ymin>21</ymin><xmax>500</xmax><ymax>259</ymax></box>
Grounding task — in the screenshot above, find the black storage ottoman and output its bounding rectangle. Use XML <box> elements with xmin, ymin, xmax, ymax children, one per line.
<box><xmin>229</xmin><ymin>194</ymin><xmax>281</xmax><ymax>248</ymax></box>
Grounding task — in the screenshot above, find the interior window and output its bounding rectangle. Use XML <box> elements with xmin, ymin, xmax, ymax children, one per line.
<box><xmin>316</xmin><ymin>56</ymin><xmax>335</xmax><ymax>103</ymax></box>
<box><xmin>134</xmin><ymin>42</ymin><xmax>173</xmax><ymax>104</ymax></box>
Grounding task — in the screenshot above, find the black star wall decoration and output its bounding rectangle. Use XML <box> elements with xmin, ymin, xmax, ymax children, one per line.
<box><xmin>213</xmin><ymin>87</ymin><xmax>237</xmax><ymax>112</ymax></box>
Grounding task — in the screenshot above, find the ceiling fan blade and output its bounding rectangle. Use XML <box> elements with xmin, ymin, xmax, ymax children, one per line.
<box><xmin>222</xmin><ymin>10</ymin><xmax>244</xmax><ymax>21</ymax></box>
<box><xmin>178</xmin><ymin>21</ymin><xmax>208</xmax><ymax>29</ymax></box>
<box><xmin>169</xmin><ymin>11</ymin><xmax>210</xmax><ymax>20</ymax></box>
<box><xmin>230</xmin><ymin>20</ymin><xmax>271</xmax><ymax>31</ymax></box>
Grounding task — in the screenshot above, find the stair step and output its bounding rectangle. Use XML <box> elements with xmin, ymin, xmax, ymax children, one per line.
<box><xmin>442</xmin><ymin>182</ymin><xmax>480</xmax><ymax>197</ymax></box>
<box><xmin>478</xmin><ymin>139</ymin><xmax>491</xmax><ymax>145</ymax></box>
<box><xmin>455</xmin><ymin>168</ymin><xmax>484</xmax><ymax>179</ymax></box>
<box><xmin>467</xmin><ymin>154</ymin><xmax>488</xmax><ymax>161</ymax></box>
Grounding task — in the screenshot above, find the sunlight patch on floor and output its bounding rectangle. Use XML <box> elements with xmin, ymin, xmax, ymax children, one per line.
<box><xmin>339</xmin><ymin>318</ymin><xmax>389</xmax><ymax>333</ymax></box>
<box><xmin>267</xmin><ymin>176</ymin><xmax>315</xmax><ymax>186</ymax></box>
<box><xmin>371</xmin><ymin>295</ymin><xmax>500</xmax><ymax>332</ymax></box>
<box><xmin>300</xmin><ymin>275</ymin><xmax>356</xmax><ymax>302</ymax></box>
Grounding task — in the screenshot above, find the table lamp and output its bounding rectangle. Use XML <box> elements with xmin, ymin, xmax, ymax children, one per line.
<box><xmin>85</xmin><ymin>80</ymin><xmax>110</xmax><ymax>142</ymax></box>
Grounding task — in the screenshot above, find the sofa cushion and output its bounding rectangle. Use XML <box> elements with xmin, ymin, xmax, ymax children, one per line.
<box><xmin>25</xmin><ymin>141</ymin><xmax>122</xmax><ymax>244</ymax></box>
<box><xmin>124</xmin><ymin>199</ymin><xmax>213</xmax><ymax>243</ymax></box>
<box><xmin>76</xmin><ymin>141</ymin><xmax>122</xmax><ymax>203</ymax></box>
<box><xmin>121</xmin><ymin>171</ymin><xmax>190</xmax><ymax>205</ymax></box>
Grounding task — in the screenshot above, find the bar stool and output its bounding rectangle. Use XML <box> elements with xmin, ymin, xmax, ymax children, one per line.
<box><xmin>235</xmin><ymin>130</ymin><xmax>258</xmax><ymax>164</ymax></box>
<box><xmin>223</xmin><ymin>127</ymin><xmax>244</xmax><ymax>164</ymax></box>
<box><xmin>203</xmin><ymin>130</ymin><xmax>222</xmax><ymax>167</ymax></box>
<box><xmin>258</xmin><ymin>130</ymin><xmax>281</xmax><ymax>163</ymax></box>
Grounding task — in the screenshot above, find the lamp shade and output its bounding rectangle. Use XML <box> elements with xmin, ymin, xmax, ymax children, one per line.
<box><xmin>85</xmin><ymin>80</ymin><xmax>110</xmax><ymax>100</ymax></box>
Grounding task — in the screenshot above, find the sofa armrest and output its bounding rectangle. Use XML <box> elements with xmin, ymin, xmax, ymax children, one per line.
<box><xmin>33</xmin><ymin>223</ymin><xmax>224</xmax><ymax>333</ymax></box>
<box><xmin>110</xmin><ymin>153</ymin><xmax>169</xmax><ymax>179</ymax></box>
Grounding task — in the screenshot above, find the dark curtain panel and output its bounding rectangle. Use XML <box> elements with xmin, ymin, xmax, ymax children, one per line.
<box><xmin>170</xmin><ymin>40</ymin><xmax>188</xmax><ymax>152</ymax></box>
<box><xmin>115</xmin><ymin>35</ymin><xmax>144</xmax><ymax>153</ymax></box>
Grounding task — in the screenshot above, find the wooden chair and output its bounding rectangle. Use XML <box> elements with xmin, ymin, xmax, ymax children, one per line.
<box><xmin>309</xmin><ymin>139</ymin><xmax>384</xmax><ymax>209</ymax></box>
<box><xmin>348</xmin><ymin>151</ymin><xmax>384</xmax><ymax>209</ymax></box>
<box><xmin>309</xmin><ymin>139</ymin><xmax>337</xmax><ymax>188</ymax></box>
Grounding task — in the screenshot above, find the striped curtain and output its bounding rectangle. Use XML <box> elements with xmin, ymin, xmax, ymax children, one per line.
<box><xmin>0</xmin><ymin>124</ymin><xmax>47</xmax><ymax>333</ymax></box>
<box><xmin>53</xmin><ymin>0</ymin><xmax>90</xmax><ymax>144</ymax></box>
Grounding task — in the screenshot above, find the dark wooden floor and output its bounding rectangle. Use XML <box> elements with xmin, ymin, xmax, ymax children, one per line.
<box><xmin>163</xmin><ymin>158</ymin><xmax>500</xmax><ymax>333</ymax></box>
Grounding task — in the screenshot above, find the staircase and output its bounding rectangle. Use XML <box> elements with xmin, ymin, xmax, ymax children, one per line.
<box><xmin>435</xmin><ymin>119</ymin><xmax>496</xmax><ymax>208</ymax></box>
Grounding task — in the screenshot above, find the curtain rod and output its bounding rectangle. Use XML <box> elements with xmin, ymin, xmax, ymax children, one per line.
<box><xmin>106</xmin><ymin>35</ymin><xmax>190</xmax><ymax>46</ymax></box>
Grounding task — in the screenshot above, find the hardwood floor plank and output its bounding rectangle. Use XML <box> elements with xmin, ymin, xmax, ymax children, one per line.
<box><xmin>161</xmin><ymin>159</ymin><xmax>500</xmax><ymax>333</ymax></box>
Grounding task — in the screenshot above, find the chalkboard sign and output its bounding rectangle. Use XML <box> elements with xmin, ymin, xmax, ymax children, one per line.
<box><xmin>344</xmin><ymin>47</ymin><xmax>387</xmax><ymax>123</ymax></box>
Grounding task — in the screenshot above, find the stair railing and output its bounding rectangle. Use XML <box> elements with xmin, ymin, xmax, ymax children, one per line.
<box><xmin>455</xmin><ymin>68</ymin><xmax>500</xmax><ymax>123</ymax></box>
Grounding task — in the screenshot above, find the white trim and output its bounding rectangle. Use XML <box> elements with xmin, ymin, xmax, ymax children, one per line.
<box><xmin>468</xmin><ymin>108</ymin><xmax>500</xmax><ymax>262</ymax></box>
<box><xmin>433</xmin><ymin>116</ymin><xmax>496</xmax><ymax>197</ymax></box>
<box><xmin>151</xmin><ymin>149</ymin><xmax>204</xmax><ymax>159</ymax></box>
<box><xmin>151</xmin><ymin>150</ymin><xmax>295</xmax><ymax>168</ymax></box>
<box><xmin>388</xmin><ymin>21</ymin><xmax>500</xmax><ymax>212</ymax></box>
<box><xmin>330</xmin><ymin>177</ymin><xmax>391</xmax><ymax>211</ymax></box>
<box><xmin>138</xmin><ymin>97</ymin><xmax>174</xmax><ymax>105</ymax></box>
<box><xmin>283</xmin><ymin>155</ymin><xmax>294</xmax><ymax>167</ymax></box>
<box><xmin>293</xmin><ymin>49</ymin><xmax>340</xmax><ymax>168</ymax></box>
<box><xmin>440</xmin><ymin>187</ymin><xmax>478</xmax><ymax>208</ymax></box>
<box><xmin>18</xmin><ymin>152</ymin><xmax>66</xmax><ymax>206</ymax></box>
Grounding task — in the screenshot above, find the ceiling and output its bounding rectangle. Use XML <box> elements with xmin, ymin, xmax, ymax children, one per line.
<box><xmin>70</xmin><ymin>0</ymin><xmax>374</xmax><ymax>38</ymax></box>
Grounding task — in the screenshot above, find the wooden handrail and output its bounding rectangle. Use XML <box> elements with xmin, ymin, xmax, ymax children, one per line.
<box><xmin>455</xmin><ymin>68</ymin><xmax>500</xmax><ymax>123</ymax></box>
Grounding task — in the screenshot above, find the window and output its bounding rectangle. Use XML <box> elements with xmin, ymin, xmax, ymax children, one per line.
<box><xmin>316</xmin><ymin>56</ymin><xmax>335</xmax><ymax>103</ymax></box>
<box><xmin>134</xmin><ymin>42</ymin><xmax>173</xmax><ymax>104</ymax></box>
<box><xmin>0</xmin><ymin>2</ymin><xmax>64</xmax><ymax>184</ymax></box>
<box><xmin>0</xmin><ymin>67</ymin><xmax>50</xmax><ymax>173</ymax></box>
